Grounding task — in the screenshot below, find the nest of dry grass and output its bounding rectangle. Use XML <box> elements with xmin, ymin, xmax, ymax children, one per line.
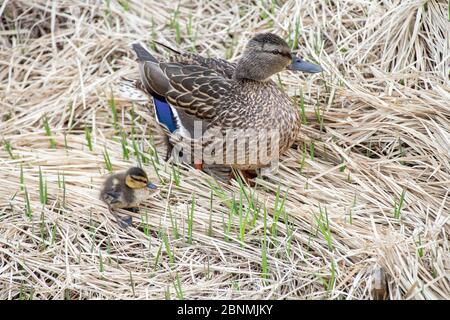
<box><xmin>0</xmin><ymin>0</ymin><xmax>449</xmax><ymax>300</ymax></box>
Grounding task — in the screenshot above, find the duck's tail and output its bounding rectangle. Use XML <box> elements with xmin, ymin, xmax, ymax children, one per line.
<box><xmin>131</xmin><ymin>42</ymin><xmax>158</xmax><ymax>63</ymax></box>
<box><xmin>129</xmin><ymin>42</ymin><xmax>180</xmax><ymax>134</ymax></box>
<box><xmin>115</xmin><ymin>77</ymin><xmax>149</xmax><ymax>103</ymax></box>
<box><xmin>116</xmin><ymin>76</ymin><xmax>178</xmax><ymax>132</ymax></box>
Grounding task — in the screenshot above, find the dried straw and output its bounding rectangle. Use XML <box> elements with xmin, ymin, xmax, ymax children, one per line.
<box><xmin>0</xmin><ymin>0</ymin><xmax>448</xmax><ymax>299</ymax></box>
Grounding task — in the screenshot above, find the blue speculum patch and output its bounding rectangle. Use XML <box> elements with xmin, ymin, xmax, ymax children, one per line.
<box><xmin>153</xmin><ymin>94</ymin><xmax>177</xmax><ymax>133</ymax></box>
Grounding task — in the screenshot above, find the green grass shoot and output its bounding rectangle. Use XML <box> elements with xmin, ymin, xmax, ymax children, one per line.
<box><xmin>102</xmin><ymin>147</ymin><xmax>113</xmax><ymax>173</ymax></box>
<box><xmin>187</xmin><ymin>194</ymin><xmax>195</xmax><ymax>244</ymax></box>
<box><xmin>57</xmin><ymin>171</ymin><xmax>66</xmax><ymax>209</ymax></box>
<box><xmin>347</xmin><ymin>194</ymin><xmax>356</xmax><ymax>225</ymax></box>
<box><xmin>171</xmin><ymin>164</ymin><xmax>181</xmax><ymax>187</ymax></box>
<box><xmin>316</xmin><ymin>260</ymin><xmax>336</xmax><ymax>294</ymax></box>
<box><xmin>84</xmin><ymin>127</ymin><xmax>93</xmax><ymax>151</ymax></box>
<box><xmin>20</xmin><ymin>164</ymin><xmax>24</xmax><ymax>191</ymax></box>
<box><xmin>339</xmin><ymin>162</ymin><xmax>346</xmax><ymax>172</ymax></box>
<box><xmin>147</xmin><ymin>133</ymin><xmax>160</xmax><ymax>165</ymax></box>
<box><xmin>153</xmin><ymin>241</ymin><xmax>163</xmax><ymax>270</ymax></box>
<box><xmin>249</xmin><ymin>190</ymin><xmax>261</xmax><ymax>228</ymax></box>
<box><xmin>168</xmin><ymin>206</ymin><xmax>179</xmax><ymax>239</ymax></box>
<box><xmin>175</xmin><ymin>21</ymin><xmax>181</xmax><ymax>45</ymax></box>
<box><xmin>173</xmin><ymin>273</ymin><xmax>184</xmax><ymax>299</ymax></box>
<box><xmin>164</xmin><ymin>286</ymin><xmax>171</xmax><ymax>300</ymax></box>
<box><xmin>298</xmin><ymin>143</ymin><xmax>306</xmax><ymax>174</ymax></box>
<box><xmin>24</xmin><ymin>188</ymin><xmax>32</xmax><ymax>219</ymax></box>
<box><xmin>149</xmin><ymin>156</ymin><xmax>163</xmax><ymax>184</ymax></box>
<box><xmin>314</xmin><ymin>204</ymin><xmax>334</xmax><ymax>251</ymax></box>
<box><xmin>234</xmin><ymin>170</ymin><xmax>258</xmax><ymax>217</ymax></box>
<box><xmin>416</xmin><ymin>234</ymin><xmax>424</xmax><ymax>258</ymax></box>
<box><xmin>120</xmin><ymin>132</ymin><xmax>129</xmax><ymax>160</ymax></box>
<box><xmin>276</xmin><ymin>74</ymin><xmax>284</xmax><ymax>90</ymax></box>
<box><xmin>298</xmin><ymin>90</ymin><xmax>307</xmax><ymax>125</ymax></box>
<box><xmin>186</xmin><ymin>13</ymin><xmax>193</xmax><ymax>37</ymax></box>
<box><xmin>224</xmin><ymin>200</ymin><xmax>234</xmax><ymax>242</ymax></box>
<box><xmin>238</xmin><ymin>190</ymin><xmax>251</xmax><ymax>247</ymax></box>
<box><xmin>108</xmin><ymin>92</ymin><xmax>118</xmax><ymax>129</ymax></box>
<box><xmin>118</xmin><ymin>0</ymin><xmax>129</xmax><ymax>11</ymax></box>
<box><xmin>38</xmin><ymin>166</ymin><xmax>48</xmax><ymax>205</ymax></box>
<box><xmin>162</xmin><ymin>232</ymin><xmax>174</xmax><ymax>266</ymax></box>
<box><xmin>104</xmin><ymin>0</ymin><xmax>111</xmax><ymax>18</ymax></box>
<box><xmin>328</xmin><ymin>259</ymin><xmax>336</xmax><ymax>293</ymax></box>
<box><xmin>3</xmin><ymin>139</ymin><xmax>14</xmax><ymax>159</ymax></box>
<box><xmin>261</xmin><ymin>240</ymin><xmax>269</xmax><ymax>283</ymax></box>
<box><xmin>271</xmin><ymin>185</ymin><xmax>289</xmax><ymax>238</ymax></box>
<box><xmin>131</xmin><ymin>135</ymin><xmax>143</xmax><ymax>166</ymax></box>
<box><xmin>43</xmin><ymin>117</ymin><xmax>56</xmax><ymax>149</ymax></box>
<box><xmin>208</xmin><ymin>190</ymin><xmax>213</xmax><ymax>236</ymax></box>
<box><xmin>314</xmin><ymin>103</ymin><xmax>324</xmax><ymax>131</ymax></box>
<box><xmin>394</xmin><ymin>189</ymin><xmax>406</xmax><ymax>219</ymax></box>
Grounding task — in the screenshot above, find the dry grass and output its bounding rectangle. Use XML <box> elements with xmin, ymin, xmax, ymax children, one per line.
<box><xmin>0</xmin><ymin>0</ymin><xmax>449</xmax><ymax>300</ymax></box>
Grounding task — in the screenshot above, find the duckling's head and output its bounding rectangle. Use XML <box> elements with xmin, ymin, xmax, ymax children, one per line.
<box><xmin>234</xmin><ymin>33</ymin><xmax>323</xmax><ymax>81</ymax></box>
<box><xmin>124</xmin><ymin>167</ymin><xmax>157</xmax><ymax>190</ymax></box>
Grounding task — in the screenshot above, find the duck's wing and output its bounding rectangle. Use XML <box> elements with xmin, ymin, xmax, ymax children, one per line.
<box><xmin>154</xmin><ymin>41</ymin><xmax>236</xmax><ymax>79</ymax></box>
<box><xmin>168</xmin><ymin>53</ymin><xmax>236</xmax><ymax>80</ymax></box>
<box><xmin>143</xmin><ymin>63</ymin><xmax>231</xmax><ymax>121</ymax></box>
<box><xmin>133</xmin><ymin>43</ymin><xmax>232</xmax><ymax>123</ymax></box>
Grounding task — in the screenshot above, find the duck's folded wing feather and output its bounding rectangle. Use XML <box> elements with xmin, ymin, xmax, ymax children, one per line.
<box><xmin>169</xmin><ymin>54</ymin><xmax>236</xmax><ymax>79</ymax></box>
<box><xmin>139</xmin><ymin>61</ymin><xmax>232</xmax><ymax>122</ymax></box>
<box><xmin>153</xmin><ymin>41</ymin><xmax>236</xmax><ymax>79</ymax></box>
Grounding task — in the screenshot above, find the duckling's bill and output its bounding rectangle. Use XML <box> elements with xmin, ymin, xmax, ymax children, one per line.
<box><xmin>288</xmin><ymin>55</ymin><xmax>323</xmax><ymax>73</ymax></box>
<box><xmin>147</xmin><ymin>182</ymin><xmax>157</xmax><ymax>189</ymax></box>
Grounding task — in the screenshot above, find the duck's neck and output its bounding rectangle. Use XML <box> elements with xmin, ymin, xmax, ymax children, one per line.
<box><xmin>233</xmin><ymin>55</ymin><xmax>272</xmax><ymax>82</ymax></box>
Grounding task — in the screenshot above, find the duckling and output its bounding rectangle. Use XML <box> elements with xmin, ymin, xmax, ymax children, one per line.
<box><xmin>100</xmin><ymin>167</ymin><xmax>157</xmax><ymax>228</ymax></box>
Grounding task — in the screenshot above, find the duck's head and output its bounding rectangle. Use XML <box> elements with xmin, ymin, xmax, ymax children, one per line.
<box><xmin>125</xmin><ymin>167</ymin><xmax>157</xmax><ymax>190</ymax></box>
<box><xmin>234</xmin><ymin>33</ymin><xmax>323</xmax><ymax>81</ymax></box>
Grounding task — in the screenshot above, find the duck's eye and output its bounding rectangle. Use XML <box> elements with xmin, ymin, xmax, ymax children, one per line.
<box><xmin>271</xmin><ymin>49</ymin><xmax>281</xmax><ymax>55</ymax></box>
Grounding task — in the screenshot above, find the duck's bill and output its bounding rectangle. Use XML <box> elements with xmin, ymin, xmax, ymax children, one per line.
<box><xmin>147</xmin><ymin>182</ymin><xmax>157</xmax><ymax>189</ymax></box>
<box><xmin>288</xmin><ymin>56</ymin><xmax>323</xmax><ymax>73</ymax></box>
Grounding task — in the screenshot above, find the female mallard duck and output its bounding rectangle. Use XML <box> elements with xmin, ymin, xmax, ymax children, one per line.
<box><xmin>131</xmin><ymin>33</ymin><xmax>322</xmax><ymax>180</ymax></box>
<box><xmin>100</xmin><ymin>167</ymin><xmax>157</xmax><ymax>227</ymax></box>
